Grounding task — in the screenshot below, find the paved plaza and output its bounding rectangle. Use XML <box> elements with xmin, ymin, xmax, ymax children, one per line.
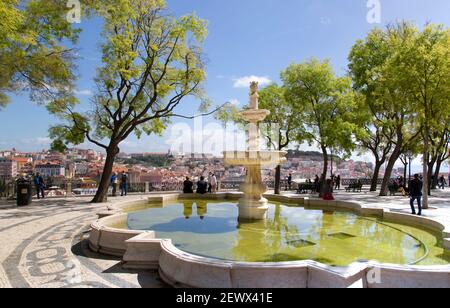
<box><xmin>0</xmin><ymin>196</ymin><xmax>167</xmax><ymax>288</ymax></box>
<box><xmin>0</xmin><ymin>189</ymin><xmax>449</xmax><ymax>288</ymax></box>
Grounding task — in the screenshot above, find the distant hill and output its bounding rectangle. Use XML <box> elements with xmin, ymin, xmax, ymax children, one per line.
<box><xmin>118</xmin><ymin>154</ymin><xmax>173</xmax><ymax>168</ymax></box>
<box><xmin>286</xmin><ymin>150</ymin><xmax>341</xmax><ymax>161</ymax></box>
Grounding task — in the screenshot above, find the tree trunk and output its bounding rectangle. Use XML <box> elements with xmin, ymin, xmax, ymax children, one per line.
<box><xmin>431</xmin><ymin>157</ymin><xmax>442</xmax><ymax>190</ymax></box>
<box><xmin>427</xmin><ymin>159</ymin><xmax>436</xmax><ymax>194</ymax></box>
<box><xmin>434</xmin><ymin>158</ymin><xmax>443</xmax><ymax>189</ymax></box>
<box><xmin>422</xmin><ymin>149</ymin><xmax>429</xmax><ymax>209</ymax></box>
<box><xmin>422</xmin><ymin>126</ymin><xmax>431</xmax><ymax>209</ymax></box>
<box><xmin>320</xmin><ymin>146</ymin><xmax>328</xmax><ymax>197</ymax></box>
<box><xmin>370</xmin><ymin>160</ymin><xmax>383</xmax><ymax>192</ymax></box>
<box><xmin>403</xmin><ymin>162</ymin><xmax>408</xmax><ymax>185</ymax></box>
<box><xmin>92</xmin><ymin>146</ymin><xmax>118</xmax><ymax>203</ymax></box>
<box><xmin>380</xmin><ymin>145</ymin><xmax>402</xmax><ymax>196</ymax></box>
<box><xmin>274</xmin><ymin>165</ymin><xmax>281</xmax><ymax>195</ymax></box>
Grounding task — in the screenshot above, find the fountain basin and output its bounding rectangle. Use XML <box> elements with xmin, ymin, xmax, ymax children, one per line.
<box><xmin>89</xmin><ymin>193</ymin><xmax>450</xmax><ymax>287</ymax></box>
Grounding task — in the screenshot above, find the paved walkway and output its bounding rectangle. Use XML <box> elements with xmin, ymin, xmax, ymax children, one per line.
<box><xmin>0</xmin><ymin>189</ymin><xmax>449</xmax><ymax>288</ymax></box>
<box><xmin>0</xmin><ymin>196</ymin><xmax>167</xmax><ymax>288</ymax></box>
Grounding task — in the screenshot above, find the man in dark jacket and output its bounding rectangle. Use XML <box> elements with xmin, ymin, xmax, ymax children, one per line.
<box><xmin>183</xmin><ymin>177</ymin><xmax>194</xmax><ymax>194</ymax></box>
<box><xmin>34</xmin><ymin>173</ymin><xmax>45</xmax><ymax>199</ymax></box>
<box><xmin>196</xmin><ymin>176</ymin><xmax>208</xmax><ymax>194</ymax></box>
<box><xmin>409</xmin><ymin>174</ymin><xmax>423</xmax><ymax>216</ymax></box>
<box><xmin>120</xmin><ymin>172</ymin><xmax>128</xmax><ymax>196</ymax></box>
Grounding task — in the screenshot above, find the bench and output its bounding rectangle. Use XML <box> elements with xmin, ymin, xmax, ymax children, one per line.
<box><xmin>388</xmin><ymin>185</ymin><xmax>408</xmax><ymax>196</ymax></box>
<box><xmin>297</xmin><ymin>183</ymin><xmax>316</xmax><ymax>194</ymax></box>
<box><xmin>345</xmin><ymin>183</ymin><xmax>363</xmax><ymax>192</ymax></box>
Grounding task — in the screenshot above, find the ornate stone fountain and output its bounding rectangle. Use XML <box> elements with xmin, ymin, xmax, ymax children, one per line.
<box><xmin>224</xmin><ymin>82</ymin><xmax>287</xmax><ymax>220</ymax></box>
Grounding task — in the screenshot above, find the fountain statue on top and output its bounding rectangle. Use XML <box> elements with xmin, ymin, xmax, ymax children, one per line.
<box><xmin>224</xmin><ymin>82</ymin><xmax>287</xmax><ymax>220</ymax></box>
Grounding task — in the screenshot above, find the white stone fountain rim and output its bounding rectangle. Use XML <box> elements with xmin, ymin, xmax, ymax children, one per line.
<box><xmin>98</xmin><ymin>193</ymin><xmax>450</xmax><ymax>258</ymax></box>
<box><xmin>90</xmin><ymin>193</ymin><xmax>450</xmax><ymax>287</ymax></box>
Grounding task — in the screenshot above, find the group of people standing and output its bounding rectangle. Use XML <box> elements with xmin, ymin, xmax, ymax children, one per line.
<box><xmin>183</xmin><ymin>173</ymin><xmax>218</xmax><ymax>195</ymax></box>
<box><xmin>331</xmin><ymin>175</ymin><xmax>342</xmax><ymax>190</ymax></box>
<box><xmin>110</xmin><ymin>171</ymin><xmax>128</xmax><ymax>197</ymax></box>
<box><xmin>306</xmin><ymin>174</ymin><xmax>341</xmax><ymax>192</ymax></box>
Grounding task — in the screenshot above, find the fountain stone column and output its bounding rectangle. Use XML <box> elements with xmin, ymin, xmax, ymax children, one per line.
<box><xmin>224</xmin><ymin>82</ymin><xmax>287</xmax><ymax>220</ymax></box>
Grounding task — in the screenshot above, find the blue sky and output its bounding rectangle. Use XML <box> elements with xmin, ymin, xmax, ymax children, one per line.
<box><xmin>1</xmin><ymin>0</ymin><xmax>450</xmax><ymax>168</ymax></box>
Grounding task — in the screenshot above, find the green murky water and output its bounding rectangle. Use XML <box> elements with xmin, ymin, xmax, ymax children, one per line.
<box><xmin>123</xmin><ymin>200</ymin><xmax>450</xmax><ymax>266</ymax></box>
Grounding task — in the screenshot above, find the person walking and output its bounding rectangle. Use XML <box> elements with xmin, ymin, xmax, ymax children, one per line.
<box><xmin>120</xmin><ymin>171</ymin><xmax>128</xmax><ymax>196</ymax></box>
<box><xmin>335</xmin><ymin>175</ymin><xmax>341</xmax><ymax>190</ymax></box>
<box><xmin>34</xmin><ymin>173</ymin><xmax>45</xmax><ymax>199</ymax></box>
<box><xmin>287</xmin><ymin>173</ymin><xmax>293</xmax><ymax>191</ymax></box>
<box><xmin>409</xmin><ymin>174</ymin><xmax>423</xmax><ymax>216</ymax></box>
<box><xmin>438</xmin><ymin>176</ymin><xmax>447</xmax><ymax>190</ymax></box>
<box><xmin>111</xmin><ymin>172</ymin><xmax>118</xmax><ymax>197</ymax></box>
<box><xmin>183</xmin><ymin>177</ymin><xmax>194</xmax><ymax>194</ymax></box>
<box><xmin>207</xmin><ymin>172</ymin><xmax>213</xmax><ymax>193</ymax></box>
<box><xmin>314</xmin><ymin>175</ymin><xmax>320</xmax><ymax>193</ymax></box>
<box><xmin>210</xmin><ymin>173</ymin><xmax>218</xmax><ymax>193</ymax></box>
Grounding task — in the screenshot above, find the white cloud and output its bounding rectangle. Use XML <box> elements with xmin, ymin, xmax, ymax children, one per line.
<box><xmin>229</xmin><ymin>99</ymin><xmax>240</xmax><ymax>106</ymax></box>
<box><xmin>74</xmin><ymin>89</ymin><xmax>93</xmax><ymax>96</ymax></box>
<box><xmin>166</xmin><ymin>122</ymin><xmax>248</xmax><ymax>156</ymax></box>
<box><xmin>233</xmin><ymin>76</ymin><xmax>272</xmax><ymax>88</ymax></box>
<box><xmin>19</xmin><ymin>137</ymin><xmax>52</xmax><ymax>147</ymax></box>
<box><xmin>320</xmin><ymin>17</ymin><xmax>332</xmax><ymax>25</ymax></box>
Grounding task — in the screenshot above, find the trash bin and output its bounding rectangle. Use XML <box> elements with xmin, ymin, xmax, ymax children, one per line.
<box><xmin>17</xmin><ymin>178</ymin><xmax>32</xmax><ymax>206</ymax></box>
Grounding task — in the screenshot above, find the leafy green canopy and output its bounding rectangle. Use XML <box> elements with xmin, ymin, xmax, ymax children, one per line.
<box><xmin>49</xmin><ymin>0</ymin><xmax>209</xmax><ymax>152</ymax></box>
<box><xmin>282</xmin><ymin>59</ymin><xmax>364</xmax><ymax>157</ymax></box>
<box><xmin>349</xmin><ymin>22</ymin><xmax>450</xmax><ymax>158</ymax></box>
<box><xmin>0</xmin><ymin>0</ymin><xmax>81</xmax><ymax>109</ymax></box>
<box><xmin>258</xmin><ymin>84</ymin><xmax>297</xmax><ymax>150</ymax></box>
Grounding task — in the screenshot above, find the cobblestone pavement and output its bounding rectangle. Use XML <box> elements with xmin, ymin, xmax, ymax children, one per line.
<box><xmin>0</xmin><ymin>189</ymin><xmax>449</xmax><ymax>288</ymax></box>
<box><xmin>0</xmin><ymin>197</ymin><xmax>167</xmax><ymax>288</ymax></box>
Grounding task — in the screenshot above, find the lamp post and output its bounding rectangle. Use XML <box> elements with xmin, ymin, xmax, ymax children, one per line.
<box><xmin>330</xmin><ymin>148</ymin><xmax>334</xmax><ymax>179</ymax></box>
<box><xmin>406</xmin><ymin>151</ymin><xmax>414</xmax><ymax>189</ymax></box>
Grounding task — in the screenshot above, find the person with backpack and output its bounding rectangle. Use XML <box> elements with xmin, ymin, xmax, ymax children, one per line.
<box><xmin>409</xmin><ymin>174</ymin><xmax>423</xmax><ymax>216</ymax></box>
<box><xmin>34</xmin><ymin>173</ymin><xmax>45</xmax><ymax>199</ymax></box>
<box><xmin>120</xmin><ymin>171</ymin><xmax>128</xmax><ymax>196</ymax></box>
<box><xmin>183</xmin><ymin>177</ymin><xmax>194</xmax><ymax>194</ymax></box>
<box><xmin>111</xmin><ymin>172</ymin><xmax>118</xmax><ymax>197</ymax></box>
<box><xmin>196</xmin><ymin>176</ymin><xmax>208</xmax><ymax>194</ymax></box>
<box><xmin>438</xmin><ymin>176</ymin><xmax>447</xmax><ymax>189</ymax></box>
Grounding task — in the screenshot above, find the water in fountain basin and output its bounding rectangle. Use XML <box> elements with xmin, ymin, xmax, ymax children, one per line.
<box><xmin>119</xmin><ymin>200</ymin><xmax>450</xmax><ymax>267</ymax></box>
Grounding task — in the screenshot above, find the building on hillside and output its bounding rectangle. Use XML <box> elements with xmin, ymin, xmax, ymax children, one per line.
<box><xmin>140</xmin><ymin>170</ymin><xmax>163</xmax><ymax>186</ymax></box>
<box><xmin>35</xmin><ymin>162</ymin><xmax>66</xmax><ymax>178</ymax></box>
<box><xmin>0</xmin><ymin>151</ymin><xmax>13</xmax><ymax>158</ymax></box>
<box><xmin>46</xmin><ymin>152</ymin><xmax>66</xmax><ymax>162</ymax></box>
<box><xmin>75</xmin><ymin>163</ymin><xmax>90</xmax><ymax>176</ymax></box>
<box><xmin>0</xmin><ymin>158</ymin><xmax>18</xmax><ymax>180</ymax></box>
<box><xmin>11</xmin><ymin>157</ymin><xmax>33</xmax><ymax>173</ymax></box>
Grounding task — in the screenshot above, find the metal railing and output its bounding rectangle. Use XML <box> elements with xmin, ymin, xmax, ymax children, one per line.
<box><xmin>0</xmin><ymin>178</ymin><xmax>389</xmax><ymax>200</ymax></box>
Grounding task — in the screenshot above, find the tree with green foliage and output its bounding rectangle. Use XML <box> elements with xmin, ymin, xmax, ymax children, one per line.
<box><xmin>354</xmin><ymin>93</ymin><xmax>394</xmax><ymax>192</ymax></box>
<box><xmin>282</xmin><ymin>59</ymin><xmax>362</xmax><ymax>196</ymax></box>
<box><xmin>258</xmin><ymin>84</ymin><xmax>297</xmax><ymax>194</ymax></box>
<box><xmin>391</xmin><ymin>23</ymin><xmax>450</xmax><ymax>207</ymax></box>
<box><xmin>0</xmin><ymin>0</ymin><xmax>81</xmax><ymax>109</ymax></box>
<box><xmin>349</xmin><ymin>23</ymin><xmax>423</xmax><ymax>197</ymax></box>
<box><xmin>49</xmin><ymin>0</ymin><xmax>211</xmax><ymax>203</ymax></box>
